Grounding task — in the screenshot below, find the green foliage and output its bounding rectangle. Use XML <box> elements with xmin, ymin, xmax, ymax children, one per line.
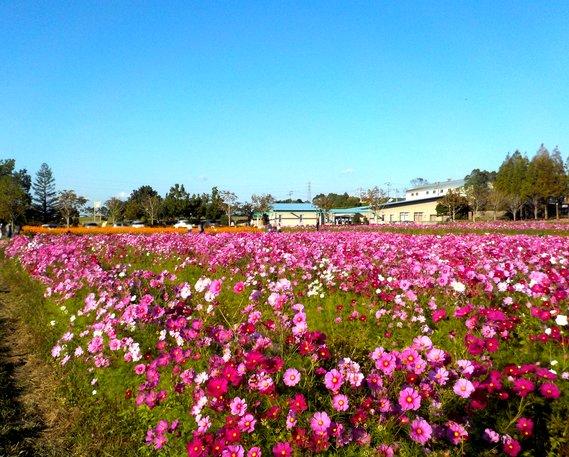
<box><xmin>0</xmin><ymin>175</ymin><xmax>29</xmax><ymax>224</ymax></box>
<box><xmin>57</xmin><ymin>190</ymin><xmax>87</xmax><ymax>227</ymax></box>
<box><xmin>464</xmin><ymin>169</ymin><xmax>496</xmax><ymax>220</ymax></box>
<box><xmin>124</xmin><ymin>185</ymin><xmax>160</xmax><ymax>223</ymax></box>
<box><xmin>313</xmin><ymin>193</ymin><xmax>361</xmax><ymax>211</ymax></box>
<box><xmin>32</xmin><ymin>163</ymin><xmax>57</xmax><ymax>223</ymax></box>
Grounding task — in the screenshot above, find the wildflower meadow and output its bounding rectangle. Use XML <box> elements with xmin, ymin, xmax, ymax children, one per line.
<box><xmin>4</xmin><ymin>229</ymin><xmax>569</xmax><ymax>456</ymax></box>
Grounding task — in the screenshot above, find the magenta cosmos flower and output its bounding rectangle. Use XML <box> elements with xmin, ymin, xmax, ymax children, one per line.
<box><xmin>453</xmin><ymin>378</ymin><xmax>475</xmax><ymax>398</ymax></box>
<box><xmin>283</xmin><ymin>368</ymin><xmax>301</xmax><ymax>387</ymax></box>
<box><xmin>409</xmin><ymin>417</ymin><xmax>432</xmax><ymax>445</ymax></box>
<box><xmin>332</xmin><ymin>393</ymin><xmax>349</xmax><ymax>411</ymax></box>
<box><xmin>539</xmin><ymin>382</ymin><xmax>560</xmax><ymax>399</ymax></box>
<box><xmin>310</xmin><ymin>411</ymin><xmax>331</xmax><ymax>433</ymax></box>
<box><xmin>222</xmin><ymin>445</ymin><xmax>245</xmax><ymax>457</ymax></box>
<box><xmin>398</xmin><ymin>387</ymin><xmax>421</xmax><ymax>411</ymax></box>
<box><xmin>503</xmin><ymin>437</ymin><xmax>522</xmax><ymax>456</ymax></box>
<box><xmin>272</xmin><ymin>442</ymin><xmax>292</xmax><ymax>457</ymax></box>
<box><xmin>324</xmin><ymin>369</ymin><xmax>344</xmax><ymax>392</ymax></box>
<box><xmin>516</xmin><ymin>417</ymin><xmax>534</xmax><ymax>437</ymax></box>
<box><xmin>247</xmin><ymin>447</ymin><xmax>261</xmax><ymax>457</ymax></box>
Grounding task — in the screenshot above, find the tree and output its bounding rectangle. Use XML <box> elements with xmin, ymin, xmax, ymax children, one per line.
<box><xmin>523</xmin><ymin>145</ymin><xmax>567</xmax><ymax>219</ymax></box>
<box><xmin>551</xmin><ymin>146</ymin><xmax>568</xmax><ymax>219</ymax></box>
<box><xmin>206</xmin><ymin>187</ymin><xmax>224</xmax><ymax>222</ymax></box>
<box><xmin>251</xmin><ymin>194</ymin><xmax>275</xmax><ymax>213</ymax></box>
<box><xmin>57</xmin><ymin>190</ymin><xmax>87</xmax><ymax>227</ymax></box>
<box><xmin>32</xmin><ymin>163</ymin><xmax>57</xmax><ymax>222</ymax></box>
<box><xmin>464</xmin><ymin>169</ymin><xmax>495</xmax><ymax>221</ymax></box>
<box><xmin>0</xmin><ymin>159</ymin><xmax>32</xmax><ymax>226</ymax></box>
<box><xmin>312</xmin><ymin>194</ymin><xmax>335</xmax><ymax>222</ymax></box>
<box><xmin>312</xmin><ymin>192</ymin><xmax>361</xmax><ymax>209</ymax></box>
<box><xmin>220</xmin><ymin>190</ymin><xmax>238</xmax><ymax>226</ymax></box>
<box><xmin>124</xmin><ymin>186</ymin><xmax>160</xmax><ymax>222</ymax></box>
<box><xmin>410</xmin><ymin>178</ymin><xmax>429</xmax><ymax>188</ymax></box>
<box><xmin>105</xmin><ymin>197</ymin><xmax>125</xmax><ymax>224</ymax></box>
<box><xmin>436</xmin><ymin>189</ymin><xmax>469</xmax><ymax>221</ymax></box>
<box><xmin>494</xmin><ymin>151</ymin><xmax>529</xmax><ymax>220</ymax></box>
<box><xmin>360</xmin><ymin>186</ymin><xmax>388</xmax><ymax>222</ymax></box>
<box><xmin>487</xmin><ymin>186</ymin><xmax>506</xmax><ymax>221</ymax></box>
<box><xmin>0</xmin><ymin>175</ymin><xmax>29</xmax><ymax>226</ymax></box>
<box><xmin>162</xmin><ymin>184</ymin><xmax>191</xmax><ymax>221</ymax></box>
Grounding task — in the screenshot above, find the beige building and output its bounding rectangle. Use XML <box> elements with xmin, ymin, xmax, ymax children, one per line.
<box><xmin>379</xmin><ymin>179</ymin><xmax>465</xmax><ymax>223</ymax></box>
<box><xmin>255</xmin><ymin>203</ymin><xmax>322</xmax><ymax>228</ymax></box>
<box><xmin>328</xmin><ymin>179</ymin><xmax>466</xmax><ymax>224</ymax></box>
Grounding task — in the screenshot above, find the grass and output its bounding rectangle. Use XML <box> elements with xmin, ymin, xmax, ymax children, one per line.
<box><xmin>0</xmin><ymin>253</ymin><xmax>146</xmax><ymax>457</ymax></box>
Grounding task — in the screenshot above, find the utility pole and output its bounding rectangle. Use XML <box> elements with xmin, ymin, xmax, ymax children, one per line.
<box><xmin>307</xmin><ymin>182</ymin><xmax>312</xmax><ymax>202</ymax></box>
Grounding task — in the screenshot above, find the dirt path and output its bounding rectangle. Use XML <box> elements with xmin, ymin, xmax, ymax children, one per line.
<box><xmin>0</xmin><ymin>269</ymin><xmax>71</xmax><ymax>457</ymax></box>
<box><xmin>0</xmin><ymin>279</ymin><xmax>45</xmax><ymax>457</ymax></box>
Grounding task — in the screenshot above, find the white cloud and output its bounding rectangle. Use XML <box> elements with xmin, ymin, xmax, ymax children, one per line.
<box><xmin>340</xmin><ymin>167</ymin><xmax>354</xmax><ymax>175</ymax></box>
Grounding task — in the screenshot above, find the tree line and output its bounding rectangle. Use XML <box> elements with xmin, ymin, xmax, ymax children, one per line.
<box><xmin>437</xmin><ymin>144</ymin><xmax>567</xmax><ymax>221</ymax></box>
<box><xmin>0</xmin><ymin>159</ymin><xmax>282</xmax><ymax>227</ymax></box>
<box><xmin>2</xmin><ymin>144</ymin><xmax>567</xmax><ymax>228</ymax></box>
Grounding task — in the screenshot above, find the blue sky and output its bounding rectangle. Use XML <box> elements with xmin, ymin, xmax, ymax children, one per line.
<box><xmin>1</xmin><ymin>1</ymin><xmax>568</xmax><ymax>202</ymax></box>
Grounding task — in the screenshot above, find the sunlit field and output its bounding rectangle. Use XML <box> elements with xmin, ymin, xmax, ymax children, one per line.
<box><xmin>5</xmin><ymin>229</ymin><xmax>569</xmax><ymax>456</ymax></box>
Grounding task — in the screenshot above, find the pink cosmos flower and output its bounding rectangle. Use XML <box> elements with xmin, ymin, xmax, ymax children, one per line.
<box><xmin>209</xmin><ymin>279</ymin><xmax>222</xmax><ymax>295</ymax></box>
<box><xmin>430</xmin><ymin>367</ymin><xmax>449</xmax><ymax>385</ymax></box>
<box><xmin>285</xmin><ymin>412</ymin><xmax>297</xmax><ymax>429</ymax></box>
<box><xmin>230</xmin><ymin>397</ymin><xmax>248</xmax><ymax>416</ymax></box>
<box><xmin>222</xmin><ymin>445</ymin><xmax>245</xmax><ymax>457</ymax></box>
<box><xmin>272</xmin><ymin>442</ymin><xmax>292</xmax><ymax>457</ymax></box>
<box><xmin>238</xmin><ymin>413</ymin><xmax>256</xmax><ymax>433</ymax></box>
<box><xmin>332</xmin><ymin>394</ymin><xmax>349</xmax><ymax>411</ymax></box>
<box><xmin>324</xmin><ymin>369</ymin><xmax>344</xmax><ymax>392</ymax></box>
<box><xmin>483</xmin><ymin>428</ymin><xmax>500</xmax><ymax>443</ymax></box>
<box><xmin>233</xmin><ymin>281</ymin><xmax>245</xmax><ymax>293</ymax></box>
<box><xmin>453</xmin><ymin>378</ymin><xmax>475</xmax><ymax>398</ymax></box>
<box><xmin>513</xmin><ymin>378</ymin><xmax>534</xmax><ymax>397</ymax></box>
<box><xmin>283</xmin><ymin>368</ymin><xmax>301</xmax><ymax>387</ymax></box>
<box><xmin>409</xmin><ymin>417</ymin><xmax>432</xmax><ymax>445</ymax></box>
<box><xmin>186</xmin><ymin>437</ymin><xmax>205</xmax><ymax>457</ymax></box>
<box><xmin>539</xmin><ymin>382</ymin><xmax>560</xmax><ymax>399</ymax></box>
<box><xmin>398</xmin><ymin>387</ymin><xmax>421</xmax><ymax>411</ymax></box>
<box><xmin>376</xmin><ymin>444</ymin><xmax>395</xmax><ymax>457</ymax></box>
<box><xmin>197</xmin><ymin>416</ymin><xmax>211</xmax><ymax>433</ymax></box>
<box><xmin>376</xmin><ymin>353</ymin><xmax>397</xmax><ymax>376</ymax></box>
<box><xmin>247</xmin><ymin>447</ymin><xmax>261</xmax><ymax>457</ymax></box>
<box><xmin>310</xmin><ymin>411</ymin><xmax>331</xmax><ymax>433</ymax></box>
<box><xmin>503</xmin><ymin>437</ymin><xmax>522</xmax><ymax>456</ymax></box>
<box><xmin>447</xmin><ymin>421</ymin><xmax>468</xmax><ymax>444</ymax></box>
<box><xmin>516</xmin><ymin>417</ymin><xmax>534</xmax><ymax>437</ymax></box>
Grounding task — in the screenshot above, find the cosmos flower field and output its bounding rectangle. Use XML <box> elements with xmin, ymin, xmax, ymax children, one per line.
<box><xmin>5</xmin><ymin>231</ymin><xmax>569</xmax><ymax>456</ymax></box>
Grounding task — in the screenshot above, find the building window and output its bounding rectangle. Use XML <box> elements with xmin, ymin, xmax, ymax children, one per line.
<box><xmin>414</xmin><ymin>212</ymin><xmax>423</xmax><ymax>222</ymax></box>
<box><xmin>399</xmin><ymin>212</ymin><xmax>410</xmax><ymax>221</ymax></box>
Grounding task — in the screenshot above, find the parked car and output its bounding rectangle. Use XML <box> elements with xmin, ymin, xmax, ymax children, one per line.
<box><xmin>83</xmin><ymin>222</ymin><xmax>99</xmax><ymax>228</ymax></box>
<box><xmin>173</xmin><ymin>219</ymin><xmax>192</xmax><ymax>229</ymax></box>
<box><xmin>131</xmin><ymin>221</ymin><xmax>145</xmax><ymax>228</ymax></box>
<box><xmin>41</xmin><ymin>223</ymin><xmax>59</xmax><ymax>229</ymax></box>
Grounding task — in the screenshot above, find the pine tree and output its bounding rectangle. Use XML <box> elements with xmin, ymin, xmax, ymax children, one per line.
<box><xmin>32</xmin><ymin>163</ymin><xmax>57</xmax><ymax>222</ymax></box>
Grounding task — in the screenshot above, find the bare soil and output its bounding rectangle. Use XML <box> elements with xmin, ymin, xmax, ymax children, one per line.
<box><xmin>0</xmin><ymin>277</ymin><xmax>72</xmax><ymax>457</ymax></box>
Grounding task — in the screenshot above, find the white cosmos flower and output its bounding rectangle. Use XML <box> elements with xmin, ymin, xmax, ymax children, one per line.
<box><xmin>555</xmin><ymin>315</ymin><xmax>568</xmax><ymax>326</ymax></box>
